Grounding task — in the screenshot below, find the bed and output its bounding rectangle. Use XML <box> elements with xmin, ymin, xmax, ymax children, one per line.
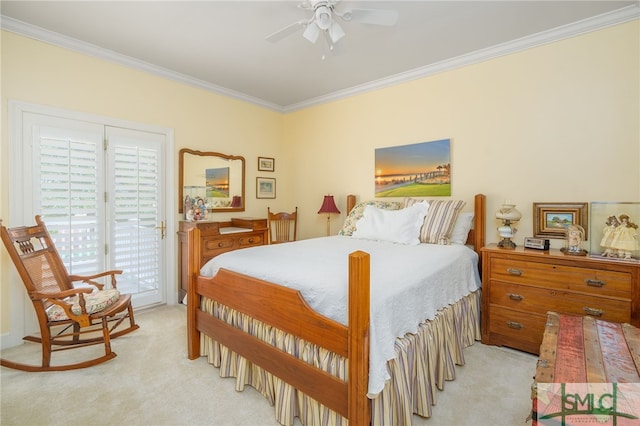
<box><xmin>186</xmin><ymin>193</ymin><xmax>486</xmax><ymax>425</ymax></box>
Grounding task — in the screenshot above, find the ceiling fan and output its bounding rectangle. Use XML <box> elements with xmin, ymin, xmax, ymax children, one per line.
<box><xmin>266</xmin><ymin>0</ymin><xmax>398</xmax><ymax>47</ymax></box>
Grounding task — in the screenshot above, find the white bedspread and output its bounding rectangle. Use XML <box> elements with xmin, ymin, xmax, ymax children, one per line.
<box><xmin>200</xmin><ymin>235</ymin><xmax>481</xmax><ymax>396</ymax></box>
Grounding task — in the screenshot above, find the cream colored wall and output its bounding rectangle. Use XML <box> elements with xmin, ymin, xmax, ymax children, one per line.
<box><xmin>287</xmin><ymin>21</ymin><xmax>640</xmax><ymax>243</ymax></box>
<box><xmin>0</xmin><ymin>31</ymin><xmax>288</xmax><ymax>334</ymax></box>
<box><xmin>1</xmin><ymin>21</ymin><xmax>639</xmax><ymax>336</ymax></box>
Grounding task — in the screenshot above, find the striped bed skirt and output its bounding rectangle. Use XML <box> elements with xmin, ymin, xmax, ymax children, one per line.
<box><xmin>200</xmin><ymin>289</ymin><xmax>481</xmax><ymax>426</ymax></box>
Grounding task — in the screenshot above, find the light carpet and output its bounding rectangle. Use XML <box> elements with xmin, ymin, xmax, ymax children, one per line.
<box><xmin>1</xmin><ymin>304</ymin><xmax>536</xmax><ymax>425</ymax></box>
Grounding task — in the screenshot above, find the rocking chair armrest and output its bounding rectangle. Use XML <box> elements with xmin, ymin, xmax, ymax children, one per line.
<box><xmin>30</xmin><ymin>287</ymin><xmax>93</xmax><ymax>300</ymax></box>
<box><xmin>68</xmin><ymin>270</ymin><xmax>123</xmax><ymax>290</ymax></box>
<box><xmin>46</xmin><ymin>296</ymin><xmax>92</xmax><ymax>326</ymax></box>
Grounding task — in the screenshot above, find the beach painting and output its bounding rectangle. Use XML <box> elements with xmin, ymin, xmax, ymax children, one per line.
<box><xmin>206</xmin><ymin>167</ymin><xmax>230</xmax><ymax>198</ymax></box>
<box><xmin>375</xmin><ymin>139</ymin><xmax>451</xmax><ymax>197</ymax></box>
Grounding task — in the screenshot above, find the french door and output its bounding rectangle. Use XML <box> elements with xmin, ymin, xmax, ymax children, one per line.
<box><xmin>8</xmin><ymin>103</ymin><xmax>172</xmax><ymax>343</ymax></box>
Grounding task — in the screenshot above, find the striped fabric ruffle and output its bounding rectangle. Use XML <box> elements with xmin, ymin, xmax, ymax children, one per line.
<box><xmin>200</xmin><ymin>290</ymin><xmax>480</xmax><ymax>426</ymax></box>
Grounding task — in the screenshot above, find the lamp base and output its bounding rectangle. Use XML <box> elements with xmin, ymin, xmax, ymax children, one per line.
<box><xmin>498</xmin><ymin>238</ymin><xmax>516</xmax><ymax>249</ymax></box>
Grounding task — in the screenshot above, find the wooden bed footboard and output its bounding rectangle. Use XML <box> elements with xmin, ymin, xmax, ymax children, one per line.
<box><xmin>187</xmin><ymin>237</ymin><xmax>371</xmax><ymax>424</ymax></box>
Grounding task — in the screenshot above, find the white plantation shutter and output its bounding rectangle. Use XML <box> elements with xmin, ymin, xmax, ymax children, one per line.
<box><xmin>31</xmin><ymin>119</ymin><xmax>106</xmax><ymax>276</ymax></box>
<box><xmin>22</xmin><ymin>110</ymin><xmax>166</xmax><ymax>304</ymax></box>
<box><xmin>9</xmin><ymin>103</ymin><xmax>171</xmax><ymax>346</ymax></box>
<box><xmin>107</xmin><ymin>127</ymin><xmax>165</xmax><ymax>300</ymax></box>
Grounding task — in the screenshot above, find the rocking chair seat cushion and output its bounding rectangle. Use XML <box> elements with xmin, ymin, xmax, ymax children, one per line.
<box><xmin>46</xmin><ymin>289</ymin><xmax>121</xmax><ymax>322</ymax></box>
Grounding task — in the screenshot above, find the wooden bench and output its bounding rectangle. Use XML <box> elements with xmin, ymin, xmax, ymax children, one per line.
<box><xmin>532</xmin><ymin>312</ymin><xmax>640</xmax><ymax>425</ymax></box>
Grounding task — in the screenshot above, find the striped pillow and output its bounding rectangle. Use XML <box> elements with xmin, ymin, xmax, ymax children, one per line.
<box><xmin>403</xmin><ymin>198</ymin><xmax>466</xmax><ymax>244</ymax></box>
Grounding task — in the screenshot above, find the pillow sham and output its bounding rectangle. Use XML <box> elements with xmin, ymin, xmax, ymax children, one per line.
<box><xmin>339</xmin><ymin>200</ymin><xmax>402</xmax><ymax>236</ymax></box>
<box><xmin>450</xmin><ymin>212</ymin><xmax>474</xmax><ymax>245</ymax></box>
<box><xmin>351</xmin><ymin>201</ymin><xmax>429</xmax><ymax>245</ymax></box>
<box><xmin>403</xmin><ymin>198</ymin><xmax>466</xmax><ymax>244</ymax></box>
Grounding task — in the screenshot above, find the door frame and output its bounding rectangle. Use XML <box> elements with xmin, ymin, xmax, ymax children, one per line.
<box><xmin>2</xmin><ymin>100</ymin><xmax>177</xmax><ymax>349</ymax></box>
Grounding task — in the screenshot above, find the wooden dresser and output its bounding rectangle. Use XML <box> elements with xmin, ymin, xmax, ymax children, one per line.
<box><xmin>481</xmin><ymin>244</ymin><xmax>640</xmax><ymax>354</ymax></box>
<box><xmin>177</xmin><ymin>218</ymin><xmax>267</xmax><ymax>301</ymax></box>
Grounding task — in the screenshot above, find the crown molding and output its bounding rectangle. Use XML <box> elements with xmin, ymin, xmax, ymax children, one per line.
<box><xmin>0</xmin><ymin>15</ymin><xmax>284</xmax><ymax>112</ymax></box>
<box><xmin>284</xmin><ymin>4</ymin><xmax>640</xmax><ymax>112</ymax></box>
<box><xmin>2</xmin><ymin>3</ymin><xmax>638</xmax><ymax>114</ymax></box>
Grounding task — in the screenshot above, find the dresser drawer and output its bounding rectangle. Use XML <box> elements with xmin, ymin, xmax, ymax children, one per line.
<box><xmin>202</xmin><ymin>237</ymin><xmax>236</xmax><ymax>257</ymax></box>
<box><xmin>489</xmin><ymin>281</ymin><xmax>631</xmax><ymax>323</ymax></box>
<box><xmin>488</xmin><ymin>307</ymin><xmax>547</xmax><ymax>354</ymax></box>
<box><xmin>490</xmin><ymin>258</ymin><xmax>631</xmax><ymax>299</ymax></box>
<box><xmin>238</xmin><ymin>233</ymin><xmax>264</xmax><ymax>247</ymax></box>
<box><xmin>195</xmin><ymin>222</ymin><xmax>221</xmax><ymax>235</ymax></box>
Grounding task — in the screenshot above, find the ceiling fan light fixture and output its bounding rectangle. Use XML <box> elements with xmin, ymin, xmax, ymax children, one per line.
<box><xmin>266</xmin><ymin>0</ymin><xmax>398</xmax><ymax>51</ymax></box>
<box><xmin>315</xmin><ymin>5</ymin><xmax>332</xmax><ymax>30</ymax></box>
<box><xmin>303</xmin><ymin>21</ymin><xmax>320</xmax><ymax>43</ymax></box>
<box><xmin>328</xmin><ymin>21</ymin><xmax>345</xmax><ymax>43</ymax></box>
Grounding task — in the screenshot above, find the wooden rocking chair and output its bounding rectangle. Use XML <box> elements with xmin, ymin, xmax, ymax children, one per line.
<box><xmin>0</xmin><ymin>216</ymin><xmax>140</xmax><ymax>371</ymax></box>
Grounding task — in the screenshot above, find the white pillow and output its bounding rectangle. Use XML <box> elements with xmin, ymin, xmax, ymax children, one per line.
<box><xmin>450</xmin><ymin>212</ymin><xmax>474</xmax><ymax>245</ymax></box>
<box><xmin>351</xmin><ymin>202</ymin><xmax>429</xmax><ymax>245</ymax></box>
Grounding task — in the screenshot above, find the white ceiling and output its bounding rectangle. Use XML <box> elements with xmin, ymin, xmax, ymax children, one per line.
<box><xmin>2</xmin><ymin>1</ymin><xmax>638</xmax><ymax>111</ymax></box>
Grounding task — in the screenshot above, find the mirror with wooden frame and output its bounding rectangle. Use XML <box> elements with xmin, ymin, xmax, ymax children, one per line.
<box><xmin>179</xmin><ymin>149</ymin><xmax>245</xmax><ymax>214</ymax></box>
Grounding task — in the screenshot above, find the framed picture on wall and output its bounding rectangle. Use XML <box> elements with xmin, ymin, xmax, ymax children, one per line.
<box><xmin>256</xmin><ymin>177</ymin><xmax>276</xmax><ymax>199</ymax></box>
<box><xmin>258</xmin><ymin>157</ymin><xmax>275</xmax><ymax>172</ymax></box>
<box><xmin>533</xmin><ymin>202</ymin><xmax>588</xmax><ymax>239</ymax></box>
<box><xmin>375</xmin><ymin>139</ymin><xmax>451</xmax><ymax>197</ymax></box>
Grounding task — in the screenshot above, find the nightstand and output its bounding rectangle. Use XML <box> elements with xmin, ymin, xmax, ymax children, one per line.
<box><xmin>480</xmin><ymin>244</ymin><xmax>639</xmax><ymax>354</ymax></box>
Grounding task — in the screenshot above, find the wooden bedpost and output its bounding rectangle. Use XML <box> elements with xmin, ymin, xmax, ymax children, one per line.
<box><xmin>346</xmin><ymin>194</ymin><xmax>356</xmax><ymax>215</ymax></box>
<box><xmin>348</xmin><ymin>250</ymin><xmax>371</xmax><ymax>425</ymax></box>
<box><xmin>473</xmin><ymin>194</ymin><xmax>486</xmax><ymax>267</ymax></box>
<box><xmin>187</xmin><ymin>227</ymin><xmax>202</xmax><ymax>359</ymax></box>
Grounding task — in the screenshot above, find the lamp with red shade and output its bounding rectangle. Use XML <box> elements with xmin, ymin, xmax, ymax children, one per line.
<box><xmin>230</xmin><ymin>195</ymin><xmax>242</xmax><ymax>208</ymax></box>
<box><xmin>317</xmin><ymin>195</ymin><xmax>341</xmax><ymax>236</ymax></box>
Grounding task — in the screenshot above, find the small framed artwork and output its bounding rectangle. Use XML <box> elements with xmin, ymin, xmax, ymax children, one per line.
<box><xmin>533</xmin><ymin>202</ymin><xmax>588</xmax><ymax>240</ymax></box>
<box><xmin>256</xmin><ymin>177</ymin><xmax>276</xmax><ymax>199</ymax></box>
<box><xmin>258</xmin><ymin>157</ymin><xmax>275</xmax><ymax>172</ymax></box>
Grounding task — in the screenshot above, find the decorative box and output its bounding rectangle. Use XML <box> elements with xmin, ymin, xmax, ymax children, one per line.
<box><xmin>589</xmin><ymin>201</ymin><xmax>640</xmax><ymax>261</ymax></box>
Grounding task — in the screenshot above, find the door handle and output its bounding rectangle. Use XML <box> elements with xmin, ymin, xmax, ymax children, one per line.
<box><xmin>156</xmin><ymin>221</ymin><xmax>166</xmax><ymax>239</ymax></box>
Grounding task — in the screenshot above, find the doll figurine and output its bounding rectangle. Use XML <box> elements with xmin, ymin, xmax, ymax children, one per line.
<box><xmin>184</xmin><ymin>195</ymin><xmax>193</xmax><ymax>218</ymax></box>
<box><xmin>600</xmin><ymin>215</ymin><xmax>620</xmax><ymax>257</ymax></box>
<box><xmin>194</xmin><ymin>197</ymin><xmax>206</xmax><ymax>220</ymax></box>
<box><xmin>562</xmin><ymin>224</ymin><xmax>588</xmax><ymax>255</ymax></box>
<box><xmin>610</xmin><ymin>214</ymin><xmax>639</xmax><ymax>259</ymax></box>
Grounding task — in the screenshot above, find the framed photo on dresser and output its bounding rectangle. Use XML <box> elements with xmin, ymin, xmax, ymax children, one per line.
<box><xmin>533</xmin><ymin>202</ymin><xmax>588</xmax><ymax>240</ymax></box>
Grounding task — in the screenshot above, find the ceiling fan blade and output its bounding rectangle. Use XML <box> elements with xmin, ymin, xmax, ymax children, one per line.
<box><xmin>341</xmin><ymin>8</ymin><xmax>398</xmax><ymax>26</ymax></box>
<box><xmin>266</xmin><ymin>20</ymin><xmax>306</xmax><ymax>43</ymax></box>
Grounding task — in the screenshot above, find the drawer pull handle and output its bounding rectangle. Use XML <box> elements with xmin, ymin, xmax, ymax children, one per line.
<box><xmin>507</xmin><ymin>268</ymin><xmax>523</xmax><ymax>276</ymax></box>
<box><xmin>507</xmin><ymin>321</ymin><xmax>523</xmax><ymax>330</ymax></box>
<box><xmin>218</xmin><ymin>242</ymin><xmax>224</xmax><ymax>247</ymax></box>
<box><xmin>585</xmin><ymin>279</ymin><xmax>606</xmax><ymax>287</ymax></box>
<box><xmin>248</xmin><ymin>238</ymin><xmax>254</xmax><ymax>243</ymax></box>
<box><xmin>584</xmin><ymin>307</ymin><xmax>604</xmax><ymax>317</ymax></box>
<box><xmin>508</xmin><ymin>293</ymin><xmax>524</xmax><ymax>301</ymax></box>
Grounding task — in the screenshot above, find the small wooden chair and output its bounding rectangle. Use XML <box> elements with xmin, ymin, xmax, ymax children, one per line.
<box><xmin>267</xmin><ymin>207</ymin><xmax>298</xmax><ymax>244</ymax></box>
<box><xmin>0</xmin><ymin>215</ymin><xmax>139</xmax><ymax>371</ymax></box>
